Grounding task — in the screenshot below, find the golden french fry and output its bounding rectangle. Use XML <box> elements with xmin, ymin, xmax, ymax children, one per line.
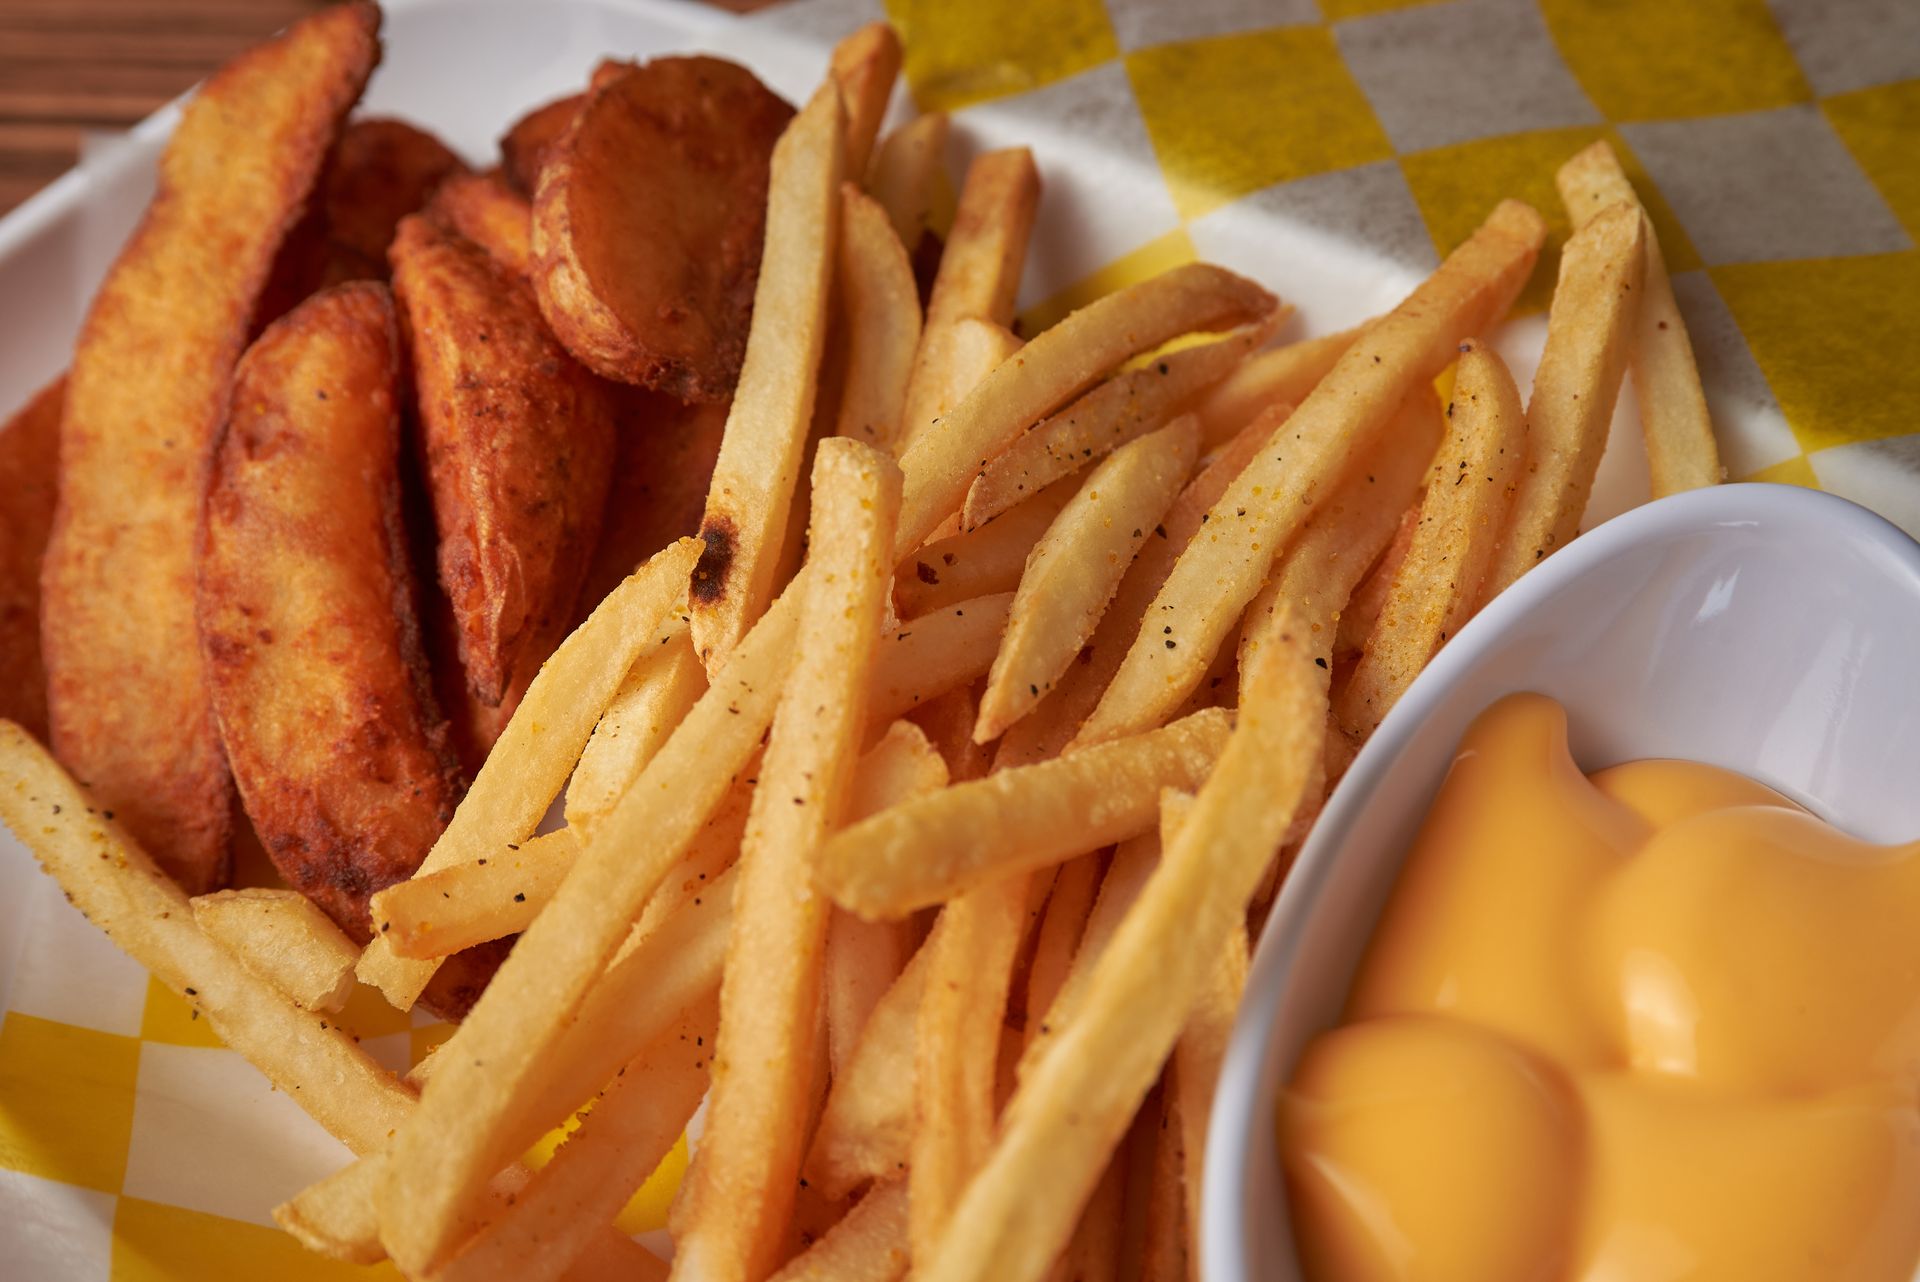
<box><xmin>961</xmin><ymin>318</ymin><xmax>1278</xmax><ymax>531</ymax></box>
<box><xmin>1336</xmin><ymin>342</ymin><xmax>1525</xmax><ymax>735</ymax></box>
<box><xmin>808</xmin><ymin>941</ymin><xmax>932</xmax><ymax>1198</ymax></box>
<box><xmin>1021</xmin><ymin>854</ymin><xmax>1102</xmax><ymax>1061</ymax></box>
<box><xmin>564</xmin><ymin>614</ymin><xmax>705</xmax><ymax>830</ymax></box>
<box><xmin>691</xmin><ymin>84</ymin><xmax>848</xmax><ymax>668</ymax></box>
<box><xmin>274</xmin><ymin>1152</ymin><xmax>387</xmax><ymax>1265</ymax></box>
<box><xmin>897</xmin><ymin>149</ymin><xmax>1041</xmax><ymax>452</ymax></box>
<box><xmin>1334</xmin><ymin>506</ymin><xmax>1418</xmax><ymax>660</ymax></box>
<box><xmin>1173</xmin><ymin>926</ymin><xmax>1247</xmax><ymax>1272</ymax></box>
<box><xmin>864</xmin><ymin>591</ymin><xmax>1013</xmax><ymax>729</ymax></box>
<box><xmin>1189</xmin><ymin>324</ymin><xmax>1366</xmax><ymax>444</ymax></box>
<box><xmin>977</xmin><ymin>417</ymin><xmax>1200</xmax><ymax>743</ymax></box>
<box><xmin>371</xmin><ymin>829</ymin><xmax>575</xmax><ymax>960</ymax></box>
<box><xmin>829</xmin><ymin>22</ymin><xmax>902</xmax><ymax>180</ymax></box>
<box><xmin>868</xmin><ymin>113</ymin><xmax>947</xmax><ymax>258</ymax></box>
<box><xmin>677</xmin><ymin>439</ymin><xmax>902</xmax><ymax>1282</ymax></box>
<box><xmin>0</xmin><ymin>376</ymin><xmax>62</xmax><ymax>743</ymax></box>
<box><xmin>190</xmin><ymin>888</ymin><xmax>359</xmax><ymax>1012</ymax></box>
<box><xmin>919</xmin><ymin>607</ymin><xmax>1324</xmax><ymax>1282</ymax></box>
<box><xmin>1239</xmin><ymin>390</ymin><xmax>1442</xmax><ymax>688</ymax></box>
<box><xmin>1139</xmin><ymin>1082</ymin><xmax>1187</xmax><ymax>1282</ymax></box>
<box><xmin>1484</xmin><ymin>203</ymin><xmax>1646</xmax><ymax>597</ymax></box>
<box><xmin>1557</xmin><ymin>140</ymin><xmax>1720</xmax><ymax>497</ymax></box>
<box><xmin>818</xmin><ymin>708</ymin><xmax>1229</xmax><ymax>919</ymax></box>
<box><xmin>0</xmin><ymin>722</ymin><xmax>413</xmax><ymax>1153</ymax></box>
<box><xmin>357</xmin><ymin>537</ymin><xmax>699</xmax><ymax>1009</ymax></box>
<box><xmin>769</xmin><ymin>1180</ymin><xmax>911</xmax><ymax>1282</ymax></box>
<box><xmin>896</xmin><ymin>483</ymin><xmax>1069</xmax><ymax>617</ymax></box>
<box><xmin>1078</xmin><ymin>201</ymin><xmax>1544</xmax><ymax>747</ymax></box>
<box><xmin>835</xmin><ymin>184</ymin><xmax>923</xmax><ymax>451</ymax></box>
<box><xmin>896</xmin><ymin>262</ymin><xmax>1278</xmax><ymax>559</ymax></box>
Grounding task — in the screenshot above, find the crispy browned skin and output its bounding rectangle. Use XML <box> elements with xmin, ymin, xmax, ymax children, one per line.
<box><xmin>532</xmin><ymin>57</ymin><xmax>793</xmax><ymax>402</ymax></box>
<box><xmin>425</xmin><ymin>169</ymin><xmax>531</xmax><ymax>277</ymax></box>
<box><xmin>0</xmin><ymin>378</ymin><xmax>63</xmax><ymax>743</ymax></box>
<box><xmin>40</xmin><ymin>2</ymin><xmax>380</xmax><ymax>894</ymax></box>
<box><xmin>319</xmin><ymin>117</ymin><xmax>469</xmax><ymax>283</ymax></box>
<box><xmin>498</xmin><ymin>93</ymin><xmax>582</xmax><ymax>196</ymax></box>
<box><xmin>390</xmin><ymin>211</ymin><xmax>617</xmax><ymax>707</ymax></box>
<box><xmin>198</xmin><ymin>283</ymin><xmax>461</xmax><ymax>938</ymax></box>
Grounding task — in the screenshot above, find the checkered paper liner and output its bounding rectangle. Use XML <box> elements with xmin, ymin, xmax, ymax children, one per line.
<box><xmin>2</xmin><ymin>0</ymin><xmax>1917</xmax><ymax>1277</ymax></box>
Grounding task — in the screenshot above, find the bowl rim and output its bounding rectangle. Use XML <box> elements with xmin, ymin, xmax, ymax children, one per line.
<box><xmin>1201</xmin><ymin>480</ymin><xmax>1920</xmax><ymax>1282</ymax></box>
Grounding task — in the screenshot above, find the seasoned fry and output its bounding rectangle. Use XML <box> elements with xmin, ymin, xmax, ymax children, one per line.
<box><xmin>769</xmin><ymin>1180</ymin><xmax>910</xmax><ymax>1282</ymax></box>
<box><xmin>829</xmin><ymin>22</ymin><xmax>902</xmax><ymax>179</ymax></box>
<box><xmin>578</xmin><ymin>394</ymin><xmax>730</xmax><ymax>615</ymax></box>
<box><xmin>677</xmin><ymin>439</ymin><xmax>901</xmax><ymax>1282</ymax></box>
<box><xmin>962</xmin><ymin>318</ymin><xmax>1276</xmax><ymax>531</ymax></box>
<box><xmin>190</xmin><ymin>888</ymin><xmax>360</xmax><ymax>1013</ymax></box>
<box><xmin>897</xmin><ymin>149</ymin><xmax>1041</xmax><ymax>452</ymax></box>
<box><xmin>356</xmin><ymin>537</ymin><xmax>698</xmax><ymax>1009</ymax></box>
<box><xmin>41</xmin><ymin>1</ymin><xmax>380</xmax><ymax>893</ymax></box>
<box><xmin>1172</xmin><ymin>926</ymin><xmax>1248</xmax><ymax>1271</ymax></box>
<box><xmin>868</xmin><ymin>112</ymin><xmax>947</xmax><ymax>279</ymax></box>
<box><xmin>1557</xmin><ymin>140</ymin><xmax>1720</xmax><ymax>496</ymax></box>
<box><xmin>532</xmin><ymin>57</ymin><xmax>794</xmax><ymax>398</ymax></box>
<box><xmin>565</xmin><ymin>615</ymin><xmax>705</xmax><ymax>830</ymax></box>
<box><xmin>0</xmin><ymin>377</ymin><xmax>61</xmax><ymax>742</ymax></box>
<box><xmin>0</xmin><ymin>721</ymin><xmax>413</xmax><ymax>1153</ymax></box>
<box><xmin>500</xmin><ymin>93</ymin><xmax>583</xmax><ymax>195</ymax></box>
<box><xmin>1336</xmin><ymin>343</ymin><xmax>1525</xmax><ymax>735</ymax></box>
<box><xmin>1078</xmin><ymin>200</ymin><xmax>1544</xmax><ymax>747</ymax></box>
<box><xmin>393</xmin><ymin>210</ymin><xmax>617</xmax><ymax>706</ymax></box>
<box><xmin>689</xmin><ymin>84</ymin><xmax>847</xmax><ymax>667</ymax></box>
<box><xmin>808</xmin><ymin>941</ymin><xmax>932</xmax><ymax>1199</ymax></box>
<box><xmin>1188</xmin><ymin>324</ymin><xmax>1366</xmax><ymax>444</ymax></box>
<box><xmin>427</xmin><ymin>169</ymin><xmax>533</xmax><ymax>277</ymax></box>
<box><xmin>1334</xmin><ymin>506</ymin><xmax>1418</xmax><ymax>660</ymax></box>
<box><xmin>864</xmin><ymin>592</ymin><xmax>1013</xmax><ymax>729</ymax></box>
<box><xmin>1484</xmin><ymin>203</ymin><xmax>1646</xmax><ymax>597</ymax></box>
<box><xmin>896</xmin><ymin>482</ymin><xmax>1069</xmax><ymax>617</ymax></box>
<box><xmin>817</xmin><ymin>708</ymin><xmax>1231</xmax><ymax>919</ymax></box>
<box><xmin>896</xmin><ymin>263</ymin><xmax>1277</xmax><ymax>556</ymax></box>
<box><xmin>977</xmin><ymin>417</ymin><xmax>1200</xmax><ymax>743</ymax></box>
<box><xmin>1021</xmin><ymin>854</ymin><xmax>1102</xmax><ymax>1058</ymax></box>
<box><xmin>199</xmin><ymin>283</ymin><xmax>461</xmax><ymax>937</ymax></box>
<box><xmin>835</xmin><ymin>184</ymin><xmax>923</xmax><ymax>451</ymax></box>
<box><xmin>919</xmin><ymin>609</ymin><xmax>1324</xmax><ymax>1282</ymax></box>
<box><xmin>371</xmin><ymin>828</ymin><xmax>576</xmax><ymax>960</ymax></box>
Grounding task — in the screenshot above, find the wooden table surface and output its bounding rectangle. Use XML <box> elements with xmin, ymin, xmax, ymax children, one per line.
<box><xmin>0</xmin><ymin>0</ymin><xmax>771</xmax><ymax>217</ymax></box>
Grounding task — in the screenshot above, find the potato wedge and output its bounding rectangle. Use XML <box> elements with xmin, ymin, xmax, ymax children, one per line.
<box><xmin>321</xmin><ymin>117</ymin><xmax>468</xmax><ymax>282</ymax></box>
<box><xmin>427</xmin><ymin>169</ymin><xmax>533</xmax><ymax>277</ymax></box>
<box><xmin>199</xmin><ymin>283</ymin><xmax>461</xmax><ymax>938</ymax></box>
<box><xmin>190</xmin><ymin>887</ymin><xmax>360</xmax><ymax>1012</ymax></box>
<box><xmin>532</xmin><ymin>57</ymin><xmax>794</xmax><ymax>399</ymax></box>
<box><xmin>0</xmin><ymin>377</ymin><xmax>61</xmax><ymax>742</ymax></box>
<box><xmin>41</xmin><ymin>1</ymin><xmax>380</xmax><ymax>893</ymax></box>
<box><xmin>391</xmin><ymin>211</ymin><xmax>617</xmax><ymax>705</ymax></box>
<box><xmin>500</xmin><ymin>93</ymin><xmax>583</xmax><ymax>196</ymax></box>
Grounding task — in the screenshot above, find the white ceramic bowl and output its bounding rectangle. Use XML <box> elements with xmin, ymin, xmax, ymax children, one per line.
<box><xmin>1203</xmin><ymin>481</ymin><xmax>1920</xmax><ymax>1282</ymax></box>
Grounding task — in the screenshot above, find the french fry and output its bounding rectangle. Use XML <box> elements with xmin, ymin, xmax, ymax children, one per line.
<box><xmin>1334</xmin><ymin>506</ymin><xmax>1418</xmax><ymax>660</ymax></box>
<box><xmin>818</xmin><ymin>708</ymin><xmax>1230</xmax><ymax>919</ymax></box>
<box><xmin>1335</xmin><ymin>342</ymin><xmax>1525</xmax><ymax>735</ymax></box>
<box><xmin>1077</xmin><ymin>201</ymin><xmax>1544</xmax><ymax>747</ymax></box>
<box><xmin>768</xmin><ymin>1180</ymin><xmax>911</xmax><ymax>1282</ymax></box>
<box><xmin>1557</xmin><ymin>140</ymin><xmax>1720</xmax><ymax>497</ymax></box>
<box><xmin>190</xmin><ymin>888</ymin><xmax>359</xmax><ymax>1012</ymax></box>
<box><xmin>829</xmin><ymin>22</ymin><xmax>902</xmax><ymax>180</ymax></box>
<box><xmin>868</xmin><ymin>113</ymin><xmax>947</xmax><ymax>263</ymax></box>
<box><xmin>808</xmin><ymin>941</ymin><xmax>933</xmax><ymax>1198</ymax></box>
<box><xmin>1188</xmin><ymin>324</ymin><xmax>1366</xmax><ymax>444</ymax></box>
<box><xmin>977</xmin><ymin>417</ymin><xmax>1201</xmax><ymax>743</ymax></box>
<box><xmin>690</xmin><ymin>84</ymin><xmax>847</xmax><ymax>668</ymax></box>
<box><xmin>41</xmin><ymin>2</ymin><xmax>379</xmax><ymax>893</ymax></box>
<box><xmin>1483</xmin><ymin>203</ymin><xmax>1646</xmax><ymax>597</ymax></box>
<box><xmin>0</xmin><ymin>376</ymin><xmax>63</xmax><ymax>742</ymax></box>
<box><xmin>1138</xmin><ymin>1082</ymin><xmax>1187</xmax><ymax>1282</ymax></box>
<box><xmin>918</xmin><ymin>608</ymin><xmax>1324</xmax><ymax>1282</ymax></box>
<box><xmin>896</xmin><ymin>262</ymin><xmax>1277</xmax><ymax>558</ymax></box>
<box><xmin>1065</xmin><ymin>1138</ymin><xmax>1129</xmax><ymax>1282</ymax></box>
<box><xmin>1021</xmin><ymin>853</ymin><xmax>1102</xmax><ymax>1059</ymax></box>
<box><xmin>896</xmin><ymin>484</ymin><xmax>1070</xmax><ymax>618</ymax></box>
<box><xmin>274</xmin><ymin>1152</ymin><xmax>388</xmax><ymax>1265</ymax></box>
<box><xmin>427</xmin><ymin>169</ymin><xmax>533</xmax><ymax>277</ymax></box>
<box><xmin>829</xmin><ymin>722</ymin><xmax>948</xmax><ymax>1076</ymax></box>
<box><xmin>565</xmin><ymin>613</ymin><xmax>705</xmax><ymax>830</ymax></box>
<box><xmin>864</xmin><ymin>591</ymin><xmax>1013</xmax><ymax>729</ymax></box>
<box><xmin>834</xmin><ymin>184</ymin><xmax>923</xmax><ymax>452</ymax></box>
<box><xmin>1172</xmin><ymin>926</ymin><xmax>1248</xmax><ymax>1272</ymax></box>
<box><xmin>372</xmin><ymin>829</ymin><xmax>575</xmax><ymax>960</ymax></box>
<box><xmin>356</xmin><ymin>537</ymin><xmax>699</xmax><ymax>1009</ymax></box>
<box><xmin>437</xmin><ymin>997</ymin><xmax>717</xmax><ymax>1282</ymax></box>
<box><xmin>897</xmin><ymin>149</ymin><xmax>1042</xmax><ymax>452</ymax></box>
<box><xmin>676</xmin><ymin>438</ymin><xmax>901</xmax><ymax>1282</ymax></box>
<box><xmin>0</xmin><ymin>721</ymin><xmax>413</xmax><ymax>1153</ymax></box>
<box><xmin>962</xmin><ymin>318</ymin><xmax>1277</xmax><ymax>531</ymax></box>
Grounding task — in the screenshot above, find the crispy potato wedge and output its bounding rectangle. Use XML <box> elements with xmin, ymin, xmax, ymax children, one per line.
<box><xmin>199</xmin><ymin>283</ymin><xmax>461</xmax><ymax>938</ymax></box>
<box><xmin>427</xmin><ymin>169</ymin><xmax>532</xmax><ymax>278</ymax></box>
<box><xmin>390</xmin><ymin>211</ymin><xmax>617</xmax><ymax>706</ymax></box>
<box><xmin>500</xmin><ymin>93</ymin><xmax>584</xmax><ymax>196</ymax></box>
<box><xmin>190</xmin><ymin>887</ymin><xmax>360</xmax><ymax>1012</ymax></box>
<box><xmin>532</xmin><ymin>57</ymin><xmax>794</xmax><ymax>400</ymax></box>
<box><xmin>0</xmin><ymin>377</ymin><xmax>61</xmax><ymax>742</ymax></box>
<box><xmin>321</xmin><ymin>117</ymin><xmax>468</xmax><ymax>282</ymax></box>
<box><xmin>42</xmin><ymin>2</ymin><xmax>380</xmax><ymax>894</ymax></box>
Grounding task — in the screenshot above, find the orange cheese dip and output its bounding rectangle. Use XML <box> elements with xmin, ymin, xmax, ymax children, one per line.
<box><xmin>1280</xmin><ymin>692</ymin><xmax>1920</xmax><ymax>1282</ymax></box>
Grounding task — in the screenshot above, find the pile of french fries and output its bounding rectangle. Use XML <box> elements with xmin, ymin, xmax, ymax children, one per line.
<box><xmin>0</xmin><ymin>6</ymin><xmax>1726</xmax><ymax>1281</ymax></box>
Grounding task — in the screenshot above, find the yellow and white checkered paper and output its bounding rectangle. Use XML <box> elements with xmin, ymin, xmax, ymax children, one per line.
<box><xmin>1</xmin><ymin>0</ymin><xmax>1916</xmax><ymax>1277</ymax></box>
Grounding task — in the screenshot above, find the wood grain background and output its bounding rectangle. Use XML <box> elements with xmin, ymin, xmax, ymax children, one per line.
<box><xmin>0</xmin><ymin>0</ymin><xmax>773</xmax><ymax>216</ymax></box>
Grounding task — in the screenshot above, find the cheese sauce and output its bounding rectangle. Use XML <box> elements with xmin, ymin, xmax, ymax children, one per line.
<box><xmin>1280</xmin><ymin>693</ymin><xmax>1920</xmax><ymax>1282</ymax></box>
